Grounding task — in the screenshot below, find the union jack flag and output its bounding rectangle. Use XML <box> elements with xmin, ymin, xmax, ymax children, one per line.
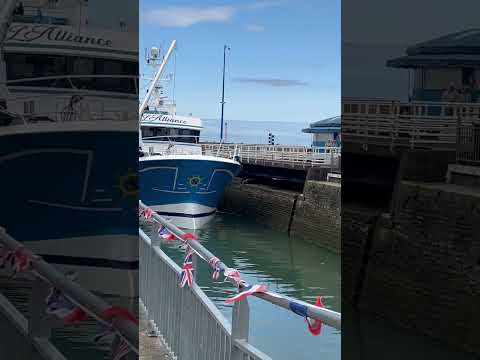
<box><xmin>112</xmin><ymin>337</ymin><xmax>131</xmax><ymax>360</ymax></box>
<box><xmin>179</xmin><ymin>247</ymin><xmax>194</xmax><ymax>288</ymax></box>
<box><xmin>158</xmin><ymin>225</ymin><xmax>176</xmax><ymax>241</ymax></box>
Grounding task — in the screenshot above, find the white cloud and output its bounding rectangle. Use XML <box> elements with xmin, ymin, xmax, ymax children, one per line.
<box><xmin>246</xmin><ymin>24</ymin><xmax>265</xmax><ymax>32</ymax></box>
<box><xmin>143</xmin><ymin>6</ymin><xmax>237</xmax><ymax>28</ymax></box>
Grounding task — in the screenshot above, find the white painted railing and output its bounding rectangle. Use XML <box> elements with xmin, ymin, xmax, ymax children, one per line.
<box><xmin>342</xmin><ymin>98</ymin><xmax>480</xmax><ymax>152</ymax></box>
<box><xmin>139</xmin><ymin>201</ymin><xmax>341</xmax><ymax>360</ymax></box>
<box><xmin>0</xmin><ymin>227</ymin><xmax>139</xmax><ymax>359</ymax></box>
<box><xmin>140</xmin><ymin>229</ymin><xmax>272</xmax><ymax>360</ymax></box>
<box><xmin>202</xmin><ymin>143</ymin><xmax>341</xmax><ymax>168</ymax></box>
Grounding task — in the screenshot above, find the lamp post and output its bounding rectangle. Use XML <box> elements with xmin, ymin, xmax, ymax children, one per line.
<box><xmin>220</xmin><ymin>44</ymin><xmax>230</xmax><ymax>142</ymax></box>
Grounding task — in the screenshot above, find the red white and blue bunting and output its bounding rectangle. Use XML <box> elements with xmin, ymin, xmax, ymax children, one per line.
<box><xmin>225</xmin><ymin>284</ymin><xmax>268</xmax><ymax>304</ymax></box>
<box><xmin>179</xmin><ymin>247</ymin><xmax>195</xmax><ymax>288</ymax></box>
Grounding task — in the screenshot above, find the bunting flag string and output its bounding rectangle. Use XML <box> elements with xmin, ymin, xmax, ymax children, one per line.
<box><xmin>46</xmin><ymin>287</ymin><xmax>88</xmax><ymax>324</ymax></box>
<box><xmin>0</xmin><ymin>245</ymin><xmax>38</xmax><ymax>277</ymax></box>
<box><xmin>158</xmin><ymin>224</ymin><xmax>176</xmax><ymax>241</ymax></box>
<box><xmin>92</xmin><ymin>305</ymin><xmax>138</xmax><ymax>359</ymax></box>
<box><xmin>140</xmin><ymin>208</ymin><xmax>154</xmax><ymax>220</ymax></box>
<box><xmin>288</xmin><ymin>296</ymin><xmax>324</xmax><ymax>336</ymax></box>
<box><xmin>181</xmin><ymin>232</ymin><xmax>198</xmax><ymax>241</ymax></box>
<box><xmin>179</xmin><ymin>247</ymin><xmax>194</xmax><ymax>288</ymax></box>
<box><xmin>225</xmin><ymin>284</ymin><xmax>268</xmax><ymax>304</ymax></box>
<box><xmin>208</xmin><ymin>257</ymin><xmax>221</xmax><ymax>280</ymax></box>
<box><xmin>223</xmin><ymin>267</ymin><xmax>242</xmax><ymax>286</ymax></box>
<box><xmin>101</xmin><ymin>305</ymin><xmax>139</xmax><ymax>326</ymax></box>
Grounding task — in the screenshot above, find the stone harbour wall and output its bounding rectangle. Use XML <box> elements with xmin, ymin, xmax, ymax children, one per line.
<box><xmin>219</xmin><ymin>179</ymin><xmax>341</xmax><ymax>252</ymax></box>
<box><xmin>218</xmin><ymin>179</ymin><xmax>297</xmax><ymax>233</ymax></box>
<box><xmin>290</xmin><ymin>181</ymin><xmax>341</xmax><ymax>252</ymax></box>
<box><xmin>345</xmin><ymin>181</ymin><xmax>480</xmax><ymax>355</ymax></box>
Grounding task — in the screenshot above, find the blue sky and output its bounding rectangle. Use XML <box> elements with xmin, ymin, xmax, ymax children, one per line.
<box><xmin>139</xmin><ymin>0</ymin><xmax>340</xmax><ymax>123</ymax></box>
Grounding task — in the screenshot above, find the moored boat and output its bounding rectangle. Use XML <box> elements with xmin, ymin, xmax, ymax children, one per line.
<box><xmin>0</xmin><ymin>0</ymin><xmax>138</xmax><ymax>296</ymax></box>
<box><xmin>139</xmin><ymin>41</ymin><xmax>241</xmax><ymax>229</ymax></box>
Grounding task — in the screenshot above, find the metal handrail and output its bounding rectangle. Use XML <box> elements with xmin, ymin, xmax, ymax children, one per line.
<box><xmin>341</xmin><ymin>98</ymin><xmax>480</xmax><ymax>150</ymax></box>
<box><xmin>139</xmin><ymin>201</ymin><xmax>341</xmax><ymax>330</ymax></box>
<box><xmin>202</xmin><ymin>143</ymin><xmax>341</xmax><ymax>168</ymax></box>
<box><xmin>0</xmin><ymin>227</ymin><xmax>139</xmax><ymax>354</ymax></box>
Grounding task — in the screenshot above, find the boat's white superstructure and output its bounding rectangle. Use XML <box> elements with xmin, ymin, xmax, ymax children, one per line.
<box><xmin>139</xmin><ymin>41</ymin><xmax>241</xmax><ymax>229</ymax></box>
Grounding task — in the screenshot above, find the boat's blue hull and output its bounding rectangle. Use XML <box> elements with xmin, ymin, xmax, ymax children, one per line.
<box><xmin>140</xmin><ymin>155</ymin><xmax>241</xmax><ymax>229</ymax></box>
<box><xmin>0</xmin><ymin>129</ymin><xmax>138</xmax><ymax>240</ymax></box>
<box><xmin>0</xmin><ymin>126</ymin><xmax>139</xmax><ymax>294</ymax></box>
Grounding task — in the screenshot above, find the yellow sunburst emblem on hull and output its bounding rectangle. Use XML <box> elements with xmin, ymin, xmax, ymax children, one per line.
<box><xmin>188</xmin><ymin>176</ymin><xmax>202</xmax><ymax>188</ymax></box>
<box><xmin>116</xmin><ymin>168</ymin><xmax>138</xmax><ymax>197</ymax></box>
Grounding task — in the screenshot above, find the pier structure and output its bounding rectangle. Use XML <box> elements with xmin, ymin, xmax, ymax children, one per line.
<box><xmin>202</xmin><ymin>143</ymin><xmax>340</xmax><ymax>170</ymax></box>
<box><xmin>139</xmin><ymin>201</ymin><xmax>341</xmax><ymax>360</ymax></box>
<box><xmin>202</xmin><ymin>143</ymin><xmax>341</xmax><ymax>184</ymax></box>
<box><xmin>342</xmin><ymin>28</ymin><xmax>480</xmax><ymax>356</ymax></box>
<box><xmin>0</xmin><ymin>228</ymin><xmax>138</xmax><ymax>360</ymax></box>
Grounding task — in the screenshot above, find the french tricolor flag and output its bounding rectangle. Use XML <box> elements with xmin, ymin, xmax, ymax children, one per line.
<box><xmin>225</xmin><ymin>284</ymin><xmax>268</xmax><ymax>304</ymax></box>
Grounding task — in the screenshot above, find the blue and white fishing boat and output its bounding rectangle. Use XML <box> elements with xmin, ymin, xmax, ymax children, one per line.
<box><xmin>139</xmin><ymin>41</ymin><xmax>241</xmax><ymax>229</ymax></box>
<box><xmin>0</xmin><ymin>0</ymin><xmax>138</xmax><ymax>295</ymax></box>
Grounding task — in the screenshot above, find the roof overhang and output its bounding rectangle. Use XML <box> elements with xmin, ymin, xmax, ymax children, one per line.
<box><xmin>387</xmin><ymin>54</ymin><xmax>480</xmax><ymax>68</ymax></box>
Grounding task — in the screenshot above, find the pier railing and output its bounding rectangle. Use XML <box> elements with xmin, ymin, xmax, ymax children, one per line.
<box><xmin>202</xmin><ymin>143</ymin><xmax>341</xmax><ymax>168</ymax></box>
<box><xmin>342</xmin><ymin>98</ymin><xmax>480</xmax><ymax>154</ymax></box>
<box><xmin>139</xmin><ymin>201</ymin><xmax>341</xmax><ymax>360</ymax></box>
<box><xmin>456</xmin><ymin>122</ymin><xmax>480</xmax><ymax>165</ymax></box>
<box><xmin>0</xmin><ymin>227</ymin><xmax>138</xmax><ymax>359</ymax></box>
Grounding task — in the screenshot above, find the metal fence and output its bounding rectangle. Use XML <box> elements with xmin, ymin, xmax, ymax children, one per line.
<box><xmin>456</xmin><ymin>121</ymin><xmax>480</xmax><ymax>165</ymax></box>
<box><xmin>0</xmin><ymin>227</ymin><xmax>138</xmax><ymax>360</ymax></box>
<box><xmin>140</xmin><ymin>229</ymin><xmax>271</xmax><ymax>360</ymax></box>
<box><xmin>342</xmin><ymin>99</ymin><xmax>480</xmax><ymax>151</ymax></box>
<box><xmin>202</xmin><ymin>143</ymin><xmax>341</xmax><ymax>169</ymax></box>
<box><xmin>139</xmin><ymin>201</ymin><xmax>341</xmax><ymax>360</ymax></box>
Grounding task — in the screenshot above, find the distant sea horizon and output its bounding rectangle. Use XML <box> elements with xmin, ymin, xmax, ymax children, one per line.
<box><xmin>200</xmin><ymin>118</ymin><xmax>312</xmax><ymax>146</ymax></box>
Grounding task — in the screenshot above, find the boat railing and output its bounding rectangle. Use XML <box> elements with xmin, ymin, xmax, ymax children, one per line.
<box><xmin>342</xmin><ymin>98</ymin><xmax>480</xmax><ymax>151</ymax></box>
<box><xmin>1</xmin><ymin>109</ymin><xmax>137</xmax><ymax>125</ymax></box>
<box><xmin>5</xmin><ymin>75</ymin><xmax>139</xmax><ymax>95</ymax></box>
<box><xmin>139</xmin><ymin>201</ymin><xmax>341</xmax><ymax>360</ymax></box>
<box><xmin>0</xmin><ymin>227</ymin><xmax>138</xmax><ymax>359</ymax></box>
<box><xmin>141</xmin><ymin>136</ymin><xmax>243</xmax><ymax>160</ymax></box>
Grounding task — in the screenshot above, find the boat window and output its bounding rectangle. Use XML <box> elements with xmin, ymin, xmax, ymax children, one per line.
<box><xmin>142</xmin><ymin>126</ymin><xmax>200</xmax><ymax>143</ymax></box>
<box><xmin>4</xmin><ymin>53</ymin><xmax>137</xmax><ymax>94</ymax></box>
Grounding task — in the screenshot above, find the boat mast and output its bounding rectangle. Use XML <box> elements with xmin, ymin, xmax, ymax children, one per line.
<box><xmin>139</xmin><ymin>39</ymin><xmax>177</xmax><ymax>148</ymax></box>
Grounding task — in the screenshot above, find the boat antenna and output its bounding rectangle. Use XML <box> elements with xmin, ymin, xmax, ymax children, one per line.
<box><xmin>139</xmin><ymin>40</ymin><xmax>177</xmax><ymax>149</ymax></box>
<box><xmin>220</xmin><ymin>44</ymin><xmax>230</xmax><ymax>142</ymax></box>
